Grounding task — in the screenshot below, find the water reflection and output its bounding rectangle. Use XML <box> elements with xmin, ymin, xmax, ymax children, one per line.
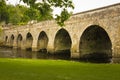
<box><xmin>0</xmin><ymin>47</ymin><xmax>31</xmax><ymax>58</ymax></box>
<box><xmin>0</xmin><ymin>47</ymin><xmax>70</xmax><ymax>60</ymax></box>
<box><xmin>0</xmin><ymin>47</ymin><xmax>115</xmax><ymax>63</ymax></box>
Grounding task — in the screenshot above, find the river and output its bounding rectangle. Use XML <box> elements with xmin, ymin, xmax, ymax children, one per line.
<box><xmin>0</xmin><ymin>47</ymin><xmax>71</xmax><ymax>60</ymax></box>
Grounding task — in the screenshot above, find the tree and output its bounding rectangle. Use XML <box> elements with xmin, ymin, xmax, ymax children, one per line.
<box><xmin>21</xmin><ymin>0</ymin><xmax>53</xmax><ymax>21</ymax></box>
<box><xmin>36</xmin><ymin>2</ymin><xmax>53</xmax><ymax>21</ymax></box>
<box><xmin>17</xmin><ymin>5</ymin><xmax>30</xmax><ymax>24</ymax></box>
<box><xmin>24</xmin><ymin>8</ymin><xmax>40</xmax><ymax>21</ymax></box>
<box><xmin>0</xmin><ymin>0</ymin><xmax>9</xmax><ymax>24</ymax></box>
<box><xmin>7</xmin><ymin>5</ymin><xmax>22</xmax><ymax>25</ymax></box>
<box><xmin>7</xmin><ymin>4</ymin><xmax>29</xmax><ymax>25</ymax></box>
<box><xmin>47</xmin><ymin>0</ymin><xmax>74</xmax><ymax>26</ymax></box>
<box><xmin>20</xmin><ymin>0</ymin><xmax>74</xmax><ymax>27</ymax></box>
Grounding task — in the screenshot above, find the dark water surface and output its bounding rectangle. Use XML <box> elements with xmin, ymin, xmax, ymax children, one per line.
<box><xmin>0</xmin><ymin>47</ymin><xmax>71</xmax><ymax>60</ymax></box>
<box><xmin>1</xmin><ymin>47</ymin><xmax>119</xmax><ymax>63</ymax></box>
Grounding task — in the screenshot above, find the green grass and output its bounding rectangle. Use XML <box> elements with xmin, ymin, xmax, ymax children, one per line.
<box><xmin>0</xmin><ymin>58</ymin><xmax>120</xmax><ymax>80</ymax></box>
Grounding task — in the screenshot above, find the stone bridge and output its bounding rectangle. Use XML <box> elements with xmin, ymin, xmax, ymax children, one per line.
<box><xmin>3</xmin><ymin>3</ymin><xmax>120</xmax><ymax>62</ymax></box>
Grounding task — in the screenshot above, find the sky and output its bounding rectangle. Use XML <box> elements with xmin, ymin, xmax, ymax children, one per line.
<box><xmin>6</xmin><ymin>0</ymin><xmax>120</xmax><ymax>14</ymax></box>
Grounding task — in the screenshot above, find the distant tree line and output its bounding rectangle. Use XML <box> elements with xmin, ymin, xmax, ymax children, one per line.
<box><xmin>0</xmin><ymin>0</ymin><xmax>74</xmax><ymax>26</ymax></box>
<box><xmin>0</xmin><ymin>0</ymin><xmax>53</xmax><ymax>25</ymax></box>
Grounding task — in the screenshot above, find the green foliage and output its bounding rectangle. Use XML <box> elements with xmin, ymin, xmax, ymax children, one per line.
<box><xmin>46</xmin><ymin>0</ymin><xmax>74</xmax><ymax>27</ymax></box>
<box><xmin>18</xmin><ymin>5</ymin><xmax>30</xmax><ymax>24</ymax></box>
<box><xmin>48</xmin><ymin>0</ymin><xmax>74</xmax><ymax>9</ymax></box>
<box><xmin>7</xmin><ymin>5</ymin><xmax>20</xmax><ymax>25</ymax></box>
<box><xmin>0</xmin><ymin>0</ymin><xmax>9</xmax><ymax>23</ymax></box>
<box><xmin>0</xmin><ymin>0</ymin><xmax>74</xmax><ymax>26</ymax></box>
<box><xmin>21</xmin><ymin>0</ymin><xmax>53</xmax><ymax>21</ymax></box>
<box><xmin>21</xmin><ymin>0</ymin><xmax>36</xmax><ymax>7</ymax></box>
<box><xmin>36</xmin><ymin>2</ymin><xmax>53</xmax><ymax>21</ymax></box>
<box><xmin>20</xmin><ymin>0</ymin><xmax>74</xmax><ymax>27</ymax></box>
<box><xmin>24</xmin><ymin>8</ymin><xmax>40</xmax><ymax>21</ymax></box>
<box><xmin>7</xmin><ymin>5</ymin><xmax>28</xmax><ymax>25</ymax></box>
<box><xmin>0</xmin><ymin>0</ymin><xmax>53</xmax><ymax>25</ymax></box>
<box><xmin>55</xmin><ymin>9</ymin><xmax>72</xmax><ymax>26</ymax></box>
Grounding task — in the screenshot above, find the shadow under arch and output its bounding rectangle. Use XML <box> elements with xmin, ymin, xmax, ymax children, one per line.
<box><xmin>17</xmin><ymin>34</ymin><xmax>23</xmax><ymax>49</ymax></box>
<box><xmin>37</xmin><ymin>31</ymin><xmax>48</xmax><ymax>53</ymax></box>
<box><xmin>26</xmin><ymin>32</ymin><xmax>33</xmax><ymax>51</ymax></box>
<box><xmin>10</xmin><ymin>34</ymin><xmax>14</xmax><ymax>48</ymax></box>
<box><xmin>54</xmin><ymin>28</ymin><xmax>72</xmax><ymax>59</ymax></box>
<box><xmin>79</xmin><ymin>25</ymin><xmax>112</xmax><ymax>63</ymax></box>
<box><xmin>5</xmin><ymin>36</ymin><xmax>8</xmax><ymax>44</ymax></box>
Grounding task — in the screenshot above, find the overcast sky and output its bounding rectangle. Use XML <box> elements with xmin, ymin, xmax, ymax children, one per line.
<box><xmin>6</xmin><ymin>0</ymin><xmax>120</xmax><ymax>14</ymax></box>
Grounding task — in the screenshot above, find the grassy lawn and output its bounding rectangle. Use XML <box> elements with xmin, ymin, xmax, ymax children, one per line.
<box><xmin>0</xmin><ymin>58</ymin><xmax>120</xmax><ymax>80</ymax></box>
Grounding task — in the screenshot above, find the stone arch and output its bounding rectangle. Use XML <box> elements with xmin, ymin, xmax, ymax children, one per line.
<box><xmin>26</xmin><ymin>32</ymin><xmax>33</xmax><ymax>51</ymax></box>
<box><xmin>54</xmin><ymin>28</ymin><xmax>72</xmax><ymax>59</ymax></box>
<box><xmin>5</xmin><ymin>36</ymin><xmax>8</xmax><ymax>44</ymax></box>
<box><xmin>10</xmin><ymin>34</ymin><xmax>14</xmax><ymax>47</ymax></box>
<box><xmin>37</xmin><ymin>31</ymin><xmax>48</xmax><ymax>53</ymax></box>
<box><xmin>17</xmin><ymin>34</ymin><xmax>23</xmax><ymax>49</ymax></box>
<box><xmin>79</xmin><ymin>25</ymin><xmax>112</xmax><ymax>63</ymax></box>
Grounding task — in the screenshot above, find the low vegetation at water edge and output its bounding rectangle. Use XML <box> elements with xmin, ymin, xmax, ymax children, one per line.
<box><xmin>0</xmin><ymin>58</ymin><xmax>120</xmax><ymax>80</ymax></box>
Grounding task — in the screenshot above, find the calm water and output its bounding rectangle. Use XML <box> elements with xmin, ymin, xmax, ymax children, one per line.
<box><xmin>0</xmin><ymin>47</ymin><xmax>71</xmax><ymax>60</ymax></box>
<box><xmin>1</xmin><ymin>47</ymin><xmax>119</xmax><ymax>63</ymax></box>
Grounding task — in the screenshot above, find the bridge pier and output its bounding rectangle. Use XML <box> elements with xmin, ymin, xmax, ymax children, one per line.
<box><xmin>19</xmin><ymin>36</ymin><xmax>26</xmax><ymax>50</ymax></box>
<box><xmin>32</xmin><ymin>39</ymin><xmax>38</xmax><ymax>51</ymax></box>
<box><xmin>112</xmin><ymin>46</ymin><xmax>120</xmax><ymax>63</ymax></box>
<box><xmin>13</xmin><ymin>37</ymin><xmax>17</xmax><ymax>49</ymax></box>
<box><xmin>21</xmin><ymin>41</ymin><xmax>26</xmax><ymax>50</ymax></box>
<box><xmin>5</xmin><ymin>38</ymin><xmax>10</xmax><ymax>47</ymax></box>
<box><xmin>71</xmin><ymin>45</ymin><xmax>80</xmax><ymax>59</ymax></box>
<box><xmin>71</xmin><ymin>52</ymin><xmax>80</xmax><ymax>59</ymax></box>
<box><xmin>47</xmin><ymin>44</ymin><xmax>54</xmax><ymax>54</ymax></box>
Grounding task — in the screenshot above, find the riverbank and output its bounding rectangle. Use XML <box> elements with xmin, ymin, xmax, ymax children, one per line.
<box><xmin>0</xmin><ymin>58</ymin><xmax>120</xmax><ymax>80</ymax></box>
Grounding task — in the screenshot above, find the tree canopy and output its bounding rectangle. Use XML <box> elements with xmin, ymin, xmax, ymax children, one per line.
<box><xmin>0</xmin><ymin>0</ymin><xmax>74</xmax><ymax>27</ymax></box>
<box><xmin>0</xmin><ymin>0</ymin><xmax>9</xmax><ymax>23</ymax></box>
<box><xmin>20</xmin><ymin>0</ymin><xmax>74</xmax><ymax>26</ymax></box>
